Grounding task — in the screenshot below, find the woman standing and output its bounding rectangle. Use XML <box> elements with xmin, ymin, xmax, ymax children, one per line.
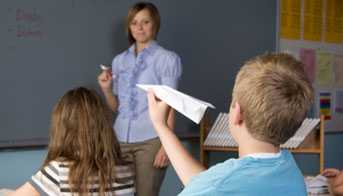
<box><xmin>98</xmin><ymin>2</ymin><xmax>182</xmax><ymax>196</ymax></box>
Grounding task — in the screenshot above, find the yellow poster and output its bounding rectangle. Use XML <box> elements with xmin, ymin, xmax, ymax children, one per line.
<box><xmin>316</xmin><ymin>51</ymin><xmax>333</xmax><ymax>87</ymax></box>
<box><xmin>324</xmin><ymin>0</ymin><xmax>343</xmax><ymax>43</ymax></box>
<box><xmin>334</xmin><ymin>55</ymin><xmax>343</xmax><ymax>87</ymax></box>
<box><xmin>303</xmin><ymin>0</ymin><xmax>323</xmax><ymax>41</ymax></box>
<box><xmin>280</xmin><ymin>0</ymin><xmax>301</xmax><ymax>40</ymax></box>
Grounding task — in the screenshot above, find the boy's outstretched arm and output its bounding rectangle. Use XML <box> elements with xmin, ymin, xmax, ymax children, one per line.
<box><xmin>147</xmin><ymin>91</ymin><xmax>206</xmax><ymax>185</ymax></box>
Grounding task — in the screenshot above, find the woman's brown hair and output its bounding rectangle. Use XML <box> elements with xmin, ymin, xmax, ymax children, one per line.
<box><xmin>43</xmin><ymin>87</ymin><xmax>124</xmax><ymax>195</ymax></box>
<box><xmin>126</xmin><ymin>1</ymin><xmax>161</xmax><ymax>44</ymax></box>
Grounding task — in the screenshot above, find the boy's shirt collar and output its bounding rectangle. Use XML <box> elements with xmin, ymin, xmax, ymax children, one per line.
<box><xmin>243</xmin><ymin>151</ymin><xmax>282</xmax><ymax>159</ymax></box>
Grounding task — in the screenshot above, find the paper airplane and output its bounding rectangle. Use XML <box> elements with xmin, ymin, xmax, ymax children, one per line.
<box><xmin>137</xmin><ymin>84</ymin><xmax>215</xmax><ymax>124</ymax></box>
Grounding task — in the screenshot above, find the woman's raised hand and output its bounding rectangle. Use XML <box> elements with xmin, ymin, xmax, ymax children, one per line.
<box><xmin>97</xmin><ymin>70</ymin><xmax>113</xmax><ymax>92</ymax></box>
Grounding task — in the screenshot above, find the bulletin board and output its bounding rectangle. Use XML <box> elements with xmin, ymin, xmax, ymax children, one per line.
<box><xmin>278</xmin><ymin>0</ymin><xmax>343</xmax><ymax>132</ymax></box>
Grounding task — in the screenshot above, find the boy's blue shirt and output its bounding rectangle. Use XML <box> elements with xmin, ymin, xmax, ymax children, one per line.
<box><xmin>179</xmin><ymin>150</ymin><xmax>307</xmax><ymax>196</ymax></box>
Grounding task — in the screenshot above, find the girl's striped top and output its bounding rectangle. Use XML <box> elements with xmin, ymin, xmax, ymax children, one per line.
<box><xmin>29</xmin><ymin>161</ymin><xmax>135</xmax><ymax>196</ymax></box>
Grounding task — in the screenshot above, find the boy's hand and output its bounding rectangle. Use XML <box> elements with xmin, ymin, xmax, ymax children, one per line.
<box><xmin>147</xmin><ymin>90</ymin><xmax>170</xmax><ymax>130</ymax></box>
<box><xmin>322</xmin><ymin>168</ymin><xmax>341</xmax><ymax>178</ymax></box>
<box><xmin>323</xmin><ymin>169</ymin><xmax>343</xmax><ymax>195</ymax></box>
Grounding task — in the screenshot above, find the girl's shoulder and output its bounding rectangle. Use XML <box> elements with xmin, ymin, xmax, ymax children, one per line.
<box><xmin>45</xmin><ymin>159</ymin><xmax>71</xmax><ymax>171</ymax></box>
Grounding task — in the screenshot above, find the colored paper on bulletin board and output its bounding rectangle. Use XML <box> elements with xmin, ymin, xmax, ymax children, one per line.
<box><xmin>324</xmin><ymin>0</ymin><xmax>343</xmax><ymax>43</ymax></box>
<box><xmin>316</xmin><ymin>52</ymin><xmax>333</xmax><ymax>87</ymax></box>
<box><xmin>334</xmin><ymin>55</ymin><xmax>343</xmax><ymax>87</ymax></box>
<box><xmin>300</xmin><ymin>48</ymin><xmax>316</xmax><ymax>83</ymax></box>
<box><xmin>303</xmin><ymin>0</ymin><xmax>323</xmax><ymax>41</ymax></box>
<box><xmin>284</xmin><ymin>48</ymin><xmax>300</xmax><ymax>60</ymax></box>
<box><xmin>335</xmin><ymin>91</ymin><xmax>343</xmax><ymax>114</ymax></box>
<box><xmin>280</xmin><ymin>0</ymin><xmax>301</xmax><ymax>40</ymax></box>
<box><xmin>319</xmin><ymin>92</ymin><xmax>331</xmax><ymax>120</ymax></box>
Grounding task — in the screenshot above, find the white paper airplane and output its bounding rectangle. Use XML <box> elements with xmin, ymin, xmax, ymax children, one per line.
<box><xmin>137</xmin><ymin>84</ymin><xmax>215</xmax><ymax>124</ymax></box>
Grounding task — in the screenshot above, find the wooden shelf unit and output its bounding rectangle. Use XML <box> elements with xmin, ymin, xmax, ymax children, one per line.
<box><xmin>200</xmin><ymin>113</ymin><xmax>325</xmax><ymax>172</ymax></box>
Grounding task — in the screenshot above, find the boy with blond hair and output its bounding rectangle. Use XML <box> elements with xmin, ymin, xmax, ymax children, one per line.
<box><xmin>147</xmin><ymin>53</ymin><xmax>313</xmax><ymax>195</ymax></box>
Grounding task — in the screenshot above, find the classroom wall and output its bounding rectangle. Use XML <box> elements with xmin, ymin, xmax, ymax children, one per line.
<box><xmin>1</xmin><ymin>135</ymin><xmax>342</xmax><ymax>195</ymax></box>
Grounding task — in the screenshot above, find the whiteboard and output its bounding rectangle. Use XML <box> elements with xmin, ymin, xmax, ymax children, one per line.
<box><xmin>0</xmin><ymin>0</ymin><xmax>277</xmax><ymax>147</ymax></box>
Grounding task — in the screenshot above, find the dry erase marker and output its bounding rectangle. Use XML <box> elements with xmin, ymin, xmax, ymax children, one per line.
<box><xmin>99</xmin><ymin>64</ymin><xmax>110</xmax><ymax>71</ymax></box>
<box><xmin>99</xmin><ymin>64</ymin><xmax>115</xmax><ymax>79</ymax></box>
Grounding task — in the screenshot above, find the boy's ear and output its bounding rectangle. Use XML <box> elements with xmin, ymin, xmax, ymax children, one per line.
<box><xmin>231</xmin><ymin>102</ymin><xmax>243</xmax><ymax>125</ymax></box>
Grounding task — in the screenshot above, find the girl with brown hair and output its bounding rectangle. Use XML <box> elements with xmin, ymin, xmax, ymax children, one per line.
<box><xmin>8</xmin><ymin>87</ymin><xmax>135</xmax><ymax>196</ymax></box>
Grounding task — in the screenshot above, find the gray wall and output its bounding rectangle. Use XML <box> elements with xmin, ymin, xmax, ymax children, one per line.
<box><xmin>0</xmin><ymin>0</ymin><xmax>276</xmax><ymax>147</ymax></box>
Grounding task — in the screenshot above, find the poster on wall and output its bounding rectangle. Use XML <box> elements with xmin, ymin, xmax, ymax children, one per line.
<box><xmin>335</xmin><ymin>90</ymin><xmax>343</xmax><ymax>115</ymax></box>
<box><xmin>300</xmin><ymin>48</ymin><xmax>316</xmax><ymax>83</ymax></box>
<box><xmin>279</xmin><ymin>0</ymin><xmax>343</xmax><ymax>132</ymax></box>
<box><xmin>319</xmin><ymin>92</ymin><xmax>331</xmax><ymax>120</ymax></box>
<box><xmin>316</xmin><ymin>51</ymin><xmax>334</xmax><ymax>87</ymax></box>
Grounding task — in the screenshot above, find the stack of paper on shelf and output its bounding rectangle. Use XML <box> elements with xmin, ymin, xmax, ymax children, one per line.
<box><xmin>204</xmin><ymin>112</ymin><xmax>320</xmax><ymax>149</ymax></box>
<box><xmin>305</xmin><ymin>175</ymin><xmax>330</xmax><ymax>195</ymax></box>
